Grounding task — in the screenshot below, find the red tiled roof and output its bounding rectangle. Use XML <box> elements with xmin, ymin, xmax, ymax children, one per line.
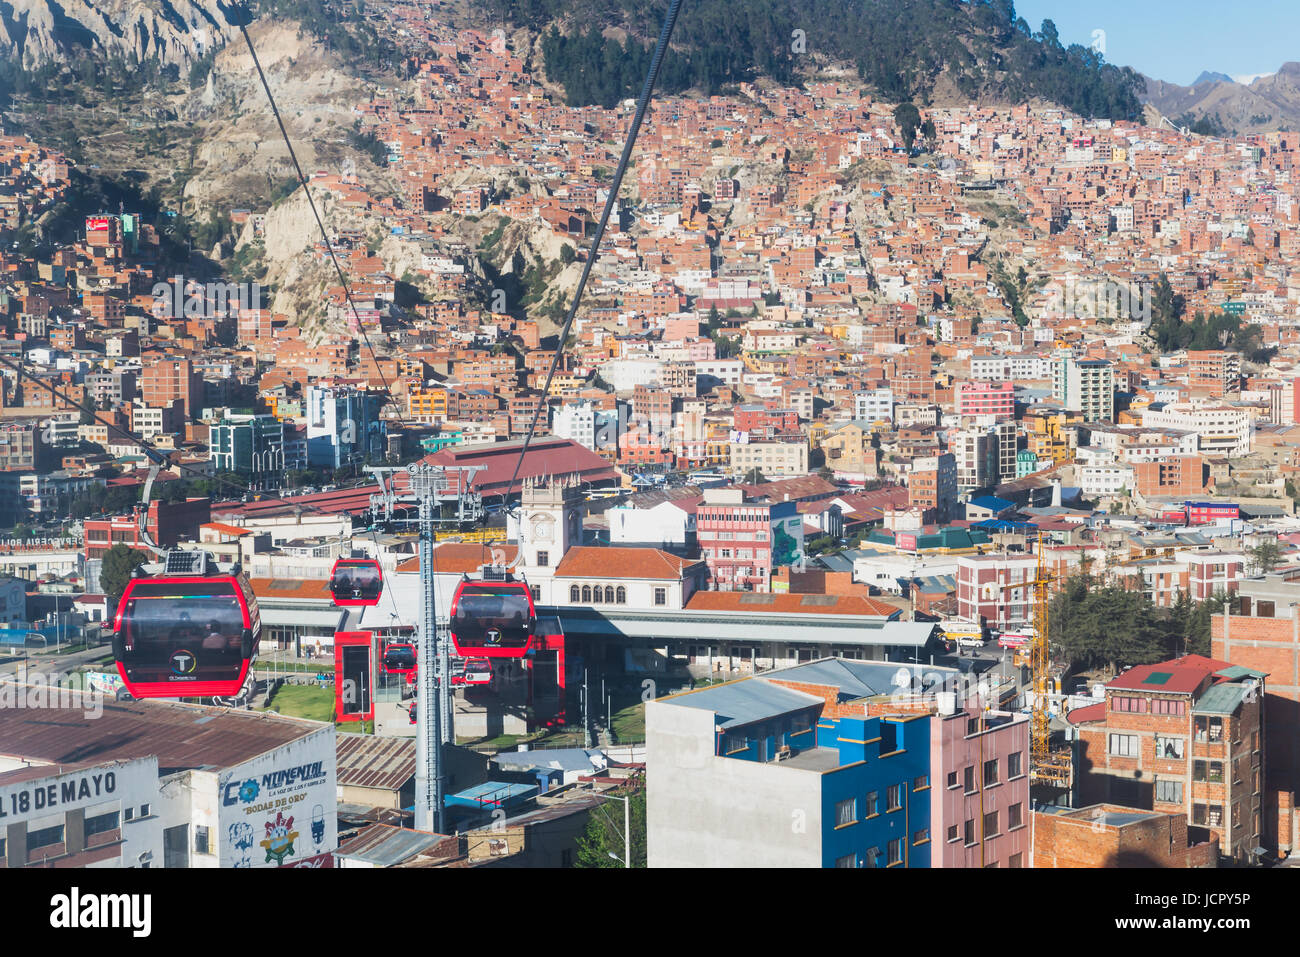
<box><xmin>249</xmin><ymin>578</ymin><xmax>332</xmax><ymax>600</ymax></box>
<box><xmin>555</xmin><ymin>546</ymin><xmax>702</xmax><ymax>581</ymax></box>
<box><xmin>1107</xmin><ymin>654</ymin><xmax>1235</xmax><ymax>695</ymax></box>
<box><xmin>396</xmin><ymin>543</ymin><xmax>518</xmax><ymax>576</ymax></box>
<box><xmin>684</xmin><ymin>591</ymin><xmax>901</xmax><ymax>618</ymax></box>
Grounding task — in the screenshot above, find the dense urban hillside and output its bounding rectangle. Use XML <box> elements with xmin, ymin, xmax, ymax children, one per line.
<box><xmin>495</xmin><ymin>0</ymin><xmax>1145</xmax><ymax>119</ymax></box>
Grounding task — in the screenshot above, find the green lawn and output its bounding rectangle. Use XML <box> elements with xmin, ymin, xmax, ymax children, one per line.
<box><xmin>261</xmin><ymin>684</ymin><xmax>335</xmax><ymax>722</ymax></box>
<box><xmin>612</xmin><ymin>700</ymin><xmax>645</xmax><ymax>743</ymax></box>
<box><xmin>338</xmin><ymin>720</ymin><xmax>375</xmax><ymax>734</ymax></box>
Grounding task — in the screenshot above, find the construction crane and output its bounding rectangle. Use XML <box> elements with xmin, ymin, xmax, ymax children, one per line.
<box><xmin>1002</xmin><ymin>530</ymin><xmax>1072</xmax><ymax>787</ymax></box>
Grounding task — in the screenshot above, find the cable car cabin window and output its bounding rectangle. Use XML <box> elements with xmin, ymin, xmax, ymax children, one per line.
<box><xmin>382</xmin><ymin>644</ymin><xmax>416</xmax><ymax>673</ymax></box>
<box><xmin>329</xmin><ymin>560</ymin><xmax>383</xmax><ymax>605</ymax></box>
<box><xmin>451</xmin><ymin>585</ymin><xmax>534</xmax><ymax>654</ymax></box>
<box><xmin>118</xmin><ymin>580</ymin><xmax>250</xmax><ymax>687</ymax></box>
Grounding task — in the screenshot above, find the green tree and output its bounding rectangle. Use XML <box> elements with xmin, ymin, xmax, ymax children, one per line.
<box><xmin>893</xmin><ymin>102</ymin><xmax>922</xmax><ymax>151</ymax></box>
<box><xmin>743</xmin><ymin>467</ymin><xmax>767</xmax><ymax>485</ymax></box>
<box><xmin>559</xmin><ymin>244</ymin><xmax>576</xmax><ymax>265</ymax></box>
<box><xmin>575</xmin><ymin>788</ymin><xmax>646</xmax><ymax>867</ymax></box>
<box><xmin>1249</xmin><ymin>540</ymin><xmax>1283</xmax><ymax>576</ymax></box>
<box><xmin>100</xmin><ymin>543</ymin><xmax>150</xmax><ymax>610</ymax></box>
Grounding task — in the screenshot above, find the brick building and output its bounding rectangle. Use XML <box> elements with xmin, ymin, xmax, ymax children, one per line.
<box><xmin>1067</xmin><ymin>655</ymin><xmax>1263</xmax><ymax>863</ymax></box>
<box><xmin>141</xmin><ymin>358</ymin><xmax>202</xmax><ymax>418</ymax></box>
<box><xmin>1187</xmin><ymin>350</ymin><xmax>1241</xmax><ymax>397</ymax></box>
<box><xmin>1212</xmin><ymin>574</ymin><xmax>1300</xmax><ymax>857</ymax></box>
<box><xmin>1133</xmin><ymin>455</ymin><xmax>1209</xmax><ymax>499</ymax></box>
<box><xmin>908</xmin><ymin>452</ymin><xmax>957</xmax><ymax>522</ymax></box>
<box><xmin>1032</xmin><ymin>804</ymin><xmax>1218</xmax><ymax>868</ymax></box>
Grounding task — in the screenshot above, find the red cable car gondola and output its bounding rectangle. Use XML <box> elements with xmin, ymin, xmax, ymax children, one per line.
<box><xmin>449</xmin><ymin>571</ymin><xmax>536</xmax><ymax>659</ymax></box>
<box><xmin>381</xmin><ymin>641</ymin><xmax>417</xmax><ymax>675</ymax></box>
<box><xmin>112</xmin><ymin>551</ymin><xmax>261</xmax><ymax>699</ymax></box>
<box><xmin>329</xmin><ymin>558</ymin><xmax>384</xmax><ymax>606</ymax></box>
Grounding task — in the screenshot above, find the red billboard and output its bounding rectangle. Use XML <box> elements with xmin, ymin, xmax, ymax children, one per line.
<box><xmin>896</xmin><ymin>532</ymin><xmax>918</xmax><ymax>551</ymax></box>
<box><xmin>282</xmin><ymin>853</ymin><xmax>335</xmax><ymax>868</ymax></box>
<box><xmin>86</xmin><ymin>216</ymin><xmax>110</xmax><ymax>232</ymax></box>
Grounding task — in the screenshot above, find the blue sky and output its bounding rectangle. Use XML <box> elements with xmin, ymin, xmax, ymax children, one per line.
<box><xmin>1012</xmin><ymin>0</ymin><xmax>1300</xmax><ymax>85</ymax></box>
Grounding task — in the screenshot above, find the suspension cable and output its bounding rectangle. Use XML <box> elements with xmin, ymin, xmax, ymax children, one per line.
<box><xmin>500</xmin><ymin>0</ymin><xmax>685</xmax><ymax>505</ymax></box>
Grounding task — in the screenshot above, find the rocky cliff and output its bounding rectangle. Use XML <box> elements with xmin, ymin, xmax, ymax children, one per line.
<box><xmin>0</xmin><ymin>0</ymin><xmax>237</xmax><ymax>68</ymax></box>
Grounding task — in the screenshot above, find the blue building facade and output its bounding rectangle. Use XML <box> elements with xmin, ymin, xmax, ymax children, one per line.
<box><xmin>707</xmin><ymin>695</ymin><xmax>932</xmax><ymax>867</ymax></box>
<box><xmin>816</xmin><ymin>714</ymin><xmax>931</xmax><ymax>868</ymax></box>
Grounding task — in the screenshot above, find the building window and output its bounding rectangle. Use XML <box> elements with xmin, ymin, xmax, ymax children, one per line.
<box><xmin>140</xmin><ymin>804</ymin><xmax>150</xmax><ymax>818</ymax></box>
<box><xmin>888</xmin><ymin>838</ymin><xmax>903</xmax><ymax>865</ymax></box>
<box><xmin>1155</xmin><ymin>736</ymin><xmax>1184</xmax><ymax>760</ymax></box>
<box><xmin>85</xmin><ymin>810</ymin><xmax>120</xmax><ymax>840</ymax></box>
<box><xmin>536</xmin><ymin>550</ymin><xmax>549</xmax><ymax>567</ymax></box>
<box><xmin>946</xmin><ymin>824</ymin><xmax>959</xmax><ymax>843</ymax></box>
<box><xmin>1152</xmin><ymin>698</ymin><xmax>1186</xmax><ymax>716</ymax></box>
<box><xmin>913</xmin><ymin>828</ymin><xmax>929</xmax><ymax>845</ymax></box>
<box><xmin>1193</xmin><ymin>760</ymin><xmax>1223</xmax><ymax>783</ymax></box>
<box><xmin>1155</xmin><ymin>779</ymin><xmax>1184</xmax><ymax>804</ymax></box>
<box><xmin>592</xmin><ymin>586</ymin><xmax>603</xmax><ymax>604</ymax></box>
<box><xmin>616</xmin><ymin>586</ymin><xmax>626</xmax><ymax>604</ymax></box>
<box><xmin>835</xmin><ymin>798</ymin><xmax>856</xmax><ymax>827</ymax></box>
<box><xmin>946</xmin><ymin>771</ymin><xmax>958</xmax><ymax>789</ymax></box>
<box><xmin>605</xmin><ymin>586</ymin><xmax>615</xmax><ymax>604</ymax></box>
<box><xmin>835</xmin><ymin>854</ymin><xmax>856</xmax><ymax>868</ymax></box>
<box><xmin>1108</xmin><ymin>734</ymin><xmax>1138</xmax><ymax>757</ymax></box>
<box><xmin>654</xmin><ymin>588</ymin><xmax>667</xmax><ymax>606</ymax></box>
<box><xmin>1008</xmin><ymin>751</ymin><xmax>1023</xmax><ymax>779</ymax></box>
<box><xmin>963</xmin><ymin>765</ymin><xmax>975</xmax><ymax>793</ymax></box>
<box><xmin>28</xmin><ymin>823</ymin><xmax>64</xmax><ymax>851</ymax></box>
<box><xmin>124</xmin><ymin>807</ymin><xmax>135</xmax><ymax>822</ymax></box>
<box><xmin>865</xmin><ymin>791</ymin><xmax>879</xmax><ymax>817</ymax></box>
<box><xmin>983</xmin><ymin>758</ymin><xmax>999</xmax><ymax>787</ymax></box>
<box><xmin>964</xmin><ymin>819</ymin><xmax>975</xmax><ymax>846</ymax></box>
<box><xmin>1008</xmin><ymin>803</ymin><xmax>1023</xmax><ymax>830</ymax></box>
<box><xmin>983</xmin><ymin>811</ymin><xmax>999</xmax><ymax>837</ymax></box>
<box><xmin>570</xmin><ymin>585</ymin><xmax>580</xmax><ymax>602</ymax></box>
<box><xmin>581</xmin><ymin>585</ymin><xmax>592</xmax><ymax>602</ymax></box>
<box><xmin>195</xmin><ymin>825</ymin><xmax>210</xmax><ymax>855</ymax></box>
<box><xmin>913</xmin><ymin>774</ymin><xmax>928</xmax><ymax>791</ymax></box>
<box><xmin>723</xmin><ymin>733</ymin><xmax>747</xmax><ymax>754</ymax></box>
<box><xmin>886</xmin><ymin>784</ymin><xmax>902</xmax><ymax>812</ymax></box>
<box><xmin>1208</xmin><ymin>718</ymin><xmax>1223</xmax><ymax>742</ymax></box>
<box><xmin>866</xmin><ymin>847</ymin><xmax>880</xmax><ymax>868</ymax></box>
<box><xmin>1009</xmin><ymin>852</ymin><xmax>1023</xmax><ymax>868</ymax></box>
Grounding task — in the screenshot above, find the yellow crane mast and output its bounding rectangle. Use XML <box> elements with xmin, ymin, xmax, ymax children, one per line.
<box><xmin>1004</xmin><ymin>531</ymin><xmax>1072</xmax><ymax>787</ymax></box>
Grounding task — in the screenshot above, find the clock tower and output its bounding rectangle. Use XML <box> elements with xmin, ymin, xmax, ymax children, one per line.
<box><xmin>517</xmin><ymin>475</ymin><xmax>582</xmax><ymax>590</ymax></box>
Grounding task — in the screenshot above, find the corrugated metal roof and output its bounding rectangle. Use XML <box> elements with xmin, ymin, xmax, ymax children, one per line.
<box><xmin>770</xmin><ymin>658</ymin><xmax>961</xmax><ymax>699</ymax></box>
<box><xmin>1192</xmin><ymin>682</ymin><xmax>1249</xmax><ymax>715</ymax></box>
<box><xmin>667</xmin><ymin>679</ymin><xmax>820</xmax><ymax>729</ymax></box>
<box><xmin>0</xmin><ymin>692</ymin><xmax>327</xmax><ymax>771</ymax></box>
<box><xmin>336</xmin><ymin>734</ymin><xmax>416</xmax><ymax>792</ymax></box>
<box><xmin>1215</xmin><ymin>665</ymin><xmax>1269</xmax><ymax>680</ymax></box>
<box><xmin>335</xmin><ymin>824</ymin><xmax>453</xmax><ymax>867</ymax></box>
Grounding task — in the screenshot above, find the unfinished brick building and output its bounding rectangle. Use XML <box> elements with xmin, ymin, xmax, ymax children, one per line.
<box><xmin>1033</xmin><ymin>805</ymin><xmax>1218</xmax><ymax>868</ymax></box>
<box><xmin>1067</xmin><ymin>655</ymin><xmax>1263</xmax><ymax>864</ymax></box>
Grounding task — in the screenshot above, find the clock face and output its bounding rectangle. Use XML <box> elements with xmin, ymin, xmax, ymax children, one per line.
<box><xmin>530</xmin><ymin>514</ymin><xmax>555</xmax><ymax>543</ymax></box>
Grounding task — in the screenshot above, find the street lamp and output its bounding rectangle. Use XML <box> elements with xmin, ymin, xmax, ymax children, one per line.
<box><xmin>591</xmin><ymin>790</ymin><xmax>631</xmax><ymax>869</ymax></box>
